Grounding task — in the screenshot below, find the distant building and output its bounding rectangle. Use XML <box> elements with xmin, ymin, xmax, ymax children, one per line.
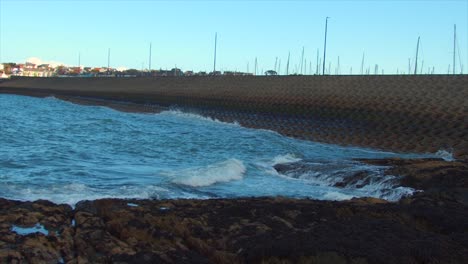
<box><xmin>24</xmin><ymin>62</ymin><xmax>36</xmax><ymax>69</ymax></box>
<box><xmin>22</xmin><ymin>68</ymin><xmax>54</xmax><ymax>77</ymax></box>
<box><xmin>0</xmin><ymin>72</ymin><xmax>9</xmax><ymax>79</ymax></box>
<box><xmin>69</xmin><ymin>67</ymin><xmax>82</xmax><ymax>75</ymax></box>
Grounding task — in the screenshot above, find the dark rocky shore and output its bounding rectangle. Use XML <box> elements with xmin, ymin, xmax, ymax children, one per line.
<box><xmin>1</xmin><ymin>158</ymin><xmax>467</xmax><ymax>264</ymax></box>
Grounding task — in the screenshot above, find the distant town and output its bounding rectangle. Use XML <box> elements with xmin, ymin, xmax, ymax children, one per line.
<box><xmin>0</xmin><ymin>62</ymin><xmax>262</xmax><ymax>79</ymax></box>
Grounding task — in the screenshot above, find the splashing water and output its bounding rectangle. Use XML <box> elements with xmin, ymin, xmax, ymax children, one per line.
<box><xmin>0</xmin><ymin>94</ymin><xmax>435</xmax><ymax>205</ymax></box>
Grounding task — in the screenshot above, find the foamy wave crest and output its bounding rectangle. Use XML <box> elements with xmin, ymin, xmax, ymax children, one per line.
<box><xmin>5</xmin><ymin>183</ymin><xmax>169</xmax><ymax>206</ymax></box>
<box><xmin>159</xmin><ymin>110</ymin><xmax>240</xmax><ymax>126</ymax></box>
<box><xmin>435</xmin><ymin>149</ymin><xmax>455</xmax><ymax>161</ymax></box>
<box><xmin>274</xmin><ymin>161</ymin><xmax>416</xmax><ymax>201</ymax></box>
<box><xmin>171</xmin><ymin>159</ymin><xmax>246</xmax><ymax>187</ymax></box>
<box><xmin>271</xmin><ymin>154</ymin><xmax>302</xmax><ymax>166</ymax></box>
<box><xmin>322</xmin><ymin>191</ymin><xmax>355</xmax><ymax>201</ymax></box>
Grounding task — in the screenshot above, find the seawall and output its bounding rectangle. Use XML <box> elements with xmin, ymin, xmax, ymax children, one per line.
<box><xmin>1</xmin><ymin>75</ymin><xmax>467</xmax><ymax>159</ymax></box>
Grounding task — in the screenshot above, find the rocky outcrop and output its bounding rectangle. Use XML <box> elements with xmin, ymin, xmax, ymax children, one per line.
<box><xmin>1</xmin><ymin>195</ymin><xmax>467</xmax><ymax>263</ymax></box>
<box><xmin>360</xmin><ymin>158</ymin><xmax>468</xmax><ymax>205</ymax></box>
<box><xmin>0</xmin><ymin>199</ymin><xmax>73</xmax><ymax>263</ymax></box>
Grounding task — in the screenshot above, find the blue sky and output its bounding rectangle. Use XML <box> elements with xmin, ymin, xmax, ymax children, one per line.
<box><xmin>1</xmin><ymin>0</ymin><xmax>467</xmax><ymax>74</ymax></box>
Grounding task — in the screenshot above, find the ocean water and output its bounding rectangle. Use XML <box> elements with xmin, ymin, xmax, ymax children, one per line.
<box><xmin>0</xmin><ymin>94</ymin><xmax>436</xmax><ymax>205</ymax></box>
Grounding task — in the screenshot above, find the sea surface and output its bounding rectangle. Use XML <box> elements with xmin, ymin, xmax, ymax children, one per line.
<box><xmin>0</xmin><ymin>94</ymin><xmax>442</xmax><ymax>205</ymax></box>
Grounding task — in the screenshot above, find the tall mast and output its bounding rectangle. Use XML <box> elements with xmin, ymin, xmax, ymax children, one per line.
<box><xmin>337</xmin><ymin>56</ymin><xmax>340</xmax><ymax>75</ymax></box>
<box><xmin>254</xmin><ymin>57</ymin><xmax>257</xmax><ymax>75</ymax></box>
<box><xmin>322</xmin><ymin>17</ymin><xmax>329</xmax><ymax>75</ymax></box>
<box><xmin>286</xmin><ymin>52</ymin><xmax>290</xmax><ymax>75</ymax></box>
<box><xmin>360</xmin><ymin>52</ymin><xmax>365</xmax><ymax>74</ymax></box>
<box><xmin>453</xmin><ymin>24</ymin><xmax>456</xmax><ymax>74</ymax></box>
<box><xmin>414</xmin><ymin>36</ymin><xmax>420</xmax><ymax>74</ymax></box>
<box><xmin>213</xmin><ymin>32</ymin><xmax>217</xmax><ymax>73</ymax></box>
<box><xmin>274</xmin><ymin>57</ymin><xmax>278</xmax><ymax>73</ymax></box>
<box><xmin>107</xmin><ymin>48</ymin><xmax>110</xmax><ymax>74</ymax></box>
<box><xmin>149</xmin><ymin>42</ymin><xmax>152</xmax><ymax>71</ymax></box>
<box><xmin>300</xmin><ymin>46</ymin><xmax>305</xmax><ymax>74</ymax></box>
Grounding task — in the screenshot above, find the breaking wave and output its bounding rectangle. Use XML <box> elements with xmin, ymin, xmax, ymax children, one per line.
<box><xmin>435</xmin><ymin>149</ymin><xmax>455</xmax><ymax>161</ymax></box>
<box><xmin>0</xmin><ymin>94</ymin><xmax>438</xmax><ymax>205</ymax></box>
<box><xmin>170</xmin><ymin>159</ymin><xmax>246</xmax><ymax>187</ymax></box>
<box><xmin>272</xmin><ymin>160</ymin><xmax>416</xmax><ymax>201</ymax></box>
<box><xmin>159</xmin><ymin>109</ymin><xmax>240</xmax><ymax>126</ymax></box>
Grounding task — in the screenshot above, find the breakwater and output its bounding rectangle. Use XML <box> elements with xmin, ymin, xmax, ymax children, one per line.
<box><xmin>1</xmin><ymin>75</ymin><xmax>466</xmax><ymax>159</ymax></box>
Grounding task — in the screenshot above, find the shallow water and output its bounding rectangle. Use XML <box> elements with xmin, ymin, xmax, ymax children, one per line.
<box><xmin>0</xmin><ymin>94</ymin><xmax>437</xmax><ymax>205</ymax></box>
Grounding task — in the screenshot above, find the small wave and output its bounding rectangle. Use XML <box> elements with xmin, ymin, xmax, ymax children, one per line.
<box><xmin>434</xmin><ymin>149</ymin><xmax>455</xmax><ymax>161</ymax></box>
<box><xmin>170</xmin><ymin>159</ymin><xmax>246</xmax><ymax>187</ymax></box>
<box><xmin>3</xmin><ymin>183</ymin><xmax>169</xmax><ymax>206</ymax></box>
<box><xmin>322</xmin><ymin>191</ymin><xmax>355</xmax><ymax>201</ymax></box>
<box><xmin>159</xmin><ymin>110</ymin><xmax>240</xmax><ymax>126</ymax></box>
<box><xmin>271</xmin><ymin>154</ymin><xmax>302</xmax><ymax>166</ymax></box>
<box><xmin>273</xmin><ymin>160</ymin><xmax>416</xmax><ymax>201</ymax></box>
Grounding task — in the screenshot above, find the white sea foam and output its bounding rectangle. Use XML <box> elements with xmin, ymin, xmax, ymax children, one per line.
<box><xmin>273</xmin><ymin>160</ymin><xmax>416</xmax><ymax>201</ymax></box>
<box><xmin>159</xmin><ymin>110</ymin><xmax>240</xmax><ymax>126</ymax></box>
<box><xmin>271</xmin><ymin>154</ymin><xmax>302</xmax><ymax>166</ymax></box>
<box><xmin>435</xmin><ymin>149</ymin><xmax>455</xmax><ymax>161</ymax></box>
<box><xmin>171</xmin><ymin>159</ymin><xmax>246</xmax><ymax>187</ymax></box>
<box><xmin>5</xmin><ymin>183</ymin><xmax>169</xmax><ymax>206</ymax></box>
<box><xmin>322</xmin><ymin>191</ymin><xmax>355</xmax><ymax>201</ymax></box>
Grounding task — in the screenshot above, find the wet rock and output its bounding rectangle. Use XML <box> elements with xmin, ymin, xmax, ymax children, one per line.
<box><xmin>0</xmin><ymin>197</ymin><xmax>467</xmax><ymax>263</ymax></box>
<box><xmin>360</xmin><ymin>158</ymin><xmax>468</xmax><ymax>188</ymax></box>
<box><xmin>360</xmin><ymin>158</ymin><xmax>468</xmax><ymax>204</ymax></box>
<box><xmin>0</xmin><ymin>198</ymin><xmax>74</xmax><ymax>263</ymax></box>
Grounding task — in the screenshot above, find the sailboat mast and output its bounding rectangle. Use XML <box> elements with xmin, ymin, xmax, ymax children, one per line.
<box><xmin>414</xmin><ymin>36</ymin><xmax>420</xmax><ymax>74</ymax></box>
<box><xmin>322</xmin><ymin>17</ymin><xmax>329</xmax><ymax>75</ymax></box>
<box><xmin>149</xmin><ymin>43</ymin><xmax>152</xmax><ymax>71</ymax></box>
<box><xmin>274</xmin><ymin>57</ymin><xmax>278</xmax><ymax>73</ymax></box>
<box><xmin>107</xmin><ymin>48</ymin><xmax>110</xmax><ymax>74</ymax></box>
<box><xmin>453</xmin><ymin>24</ymin><xmax>456</xmax><ymax>74</ymax></box>
<box><xmin>254</xmin><ymin>57</ymin><xmax>258</xmax><ymax>75</ymax></box>
<box><xmin>300</xmin><ymin>47</ymin><xmax>305</xmax><ymax>74</ymax></box>
<box><xmin>213</xmin><ymin>33</ymin><xmax>217</xmax><ymax>73</ymax></box>
<box><xmin>360</xmin><ymin>53</ymin><xmax>365</xmax><ymax>74</ymax></box>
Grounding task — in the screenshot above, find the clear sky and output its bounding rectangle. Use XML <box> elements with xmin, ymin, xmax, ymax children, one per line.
<box><xmin>1</xmin><ymin>0</ymin><xmax>467</xmax><ymax>74</ymax></box>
